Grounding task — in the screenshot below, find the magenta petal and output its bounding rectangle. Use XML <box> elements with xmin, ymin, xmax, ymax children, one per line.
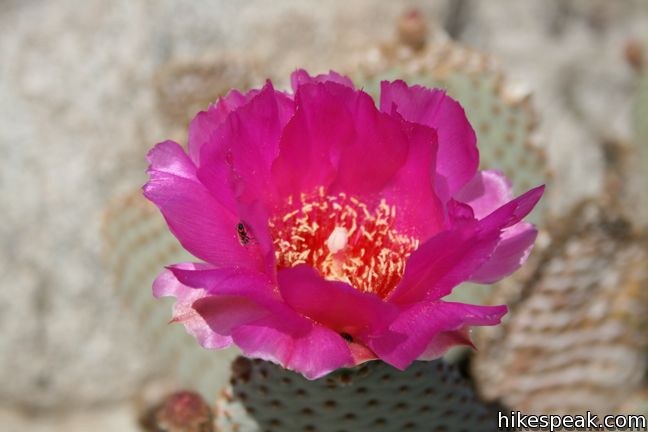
<box><xmin>146</xmin><ymin>140</ymin><xmax>198</xmax><ymax>181</ymax></box>
<box><xmin>454</xmin><ymin>170</ymin><xmax>513</xmax><ymax>219</ymax></box>
<box><xmin>234</xmin><ymin>200</ymin><xmax>278</xmax><ymax>278</ymax></box>
<box><xmin>478</xmin><ymin>185</ymin><xmax>545</xmax><ymax>232</ymax></box>
<box><xmin>369</xmin><ymin>301</ymin><xmax>507</xmax><ymax>370</ymax></box>
<box><xmin>231</xmin><ymin>305</ymin><xmax>354</xmax><ymax>380</ymax></box>
<box><xmin>379</xmin><ymin>120</ymin><xmax>445</xmax><ymax>240</ymax></box>
<box><xmin>168</xmin><ymin>265</ymin><xmax>276</xmax><ymax>299</ymax></box>
<box><xmin>152</xmin><ymin>267</ymin><xmax>232</xmax><ymax>349</ymax></box>
<box><xmin>387</xmin><ymin>223</ymin><xmax>502</xmax><ymax>305</ymax></box>
<box><xmin>388</xmin><ymin>186</ymin><xmax>544</xmax><ymax>304</ymax></box>
<box><xmin>446</xmin><ymin>199</ymin><xmax>475</xmax><ymax>224</ymax></box>
<box><xmin>328</xmin><ymin>91</ymin><xmax>410</xmax><ymax>197</ymax></box>
<box><xmin>193</xmin><ymin>295</ymin><xmax>271</xmax><ymax>341</ymax></box>
<box><xmin>380</xmin><ymin>80</ymin><xmax>478</xmax><ymax>201</ymax></box>
<box><xmin>227</xmin><ymin>83</ymin><xmax>294</xmax><ymax>203</ymax></box>
<box><xmin>469</xmin><ymin>222</ymin><xmax>538</xmax><ymax>284</ymax></box>
<box><xmin>417</xmin><ymin>327</ymin><xmax>474</xmax><ymax>361</ymax></box>
<box><xmin>273</xmin><ymin>81</ymin><xmax>410</xmax><ymax>198</ymax></box>
<box><xmin>271</xmin><ymin>82</ymin><xmax>355</xmax><ymax>199</ymax></box>
<box><xmin>144</xmin><ymin>162</ymin><xmax>262</xmax><ymax>270</ymax></box>
<box><xmin>456</xmin><ymin>173</ymin><xmax>542</xmax><ymax>283</ymax></box>
<box><xmin>277</xmin><ymin>265</ymin><xmax>398</xmax><ymax>337</ymax></box>
<box><xmin>290</xmin><ymin>69</ymin><xmax>354</xmax><ymax>91</ymax></box>
<box><xmin>188</xmin><ymin>89</ymin><xmax>257</xmax><ymax>164</ymax></box>
<box><xmin>199</xmin><ymin>82</ymin><xmax>294</xmax><ymax>209</ymax></box>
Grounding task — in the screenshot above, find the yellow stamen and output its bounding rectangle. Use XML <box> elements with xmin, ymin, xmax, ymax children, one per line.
<box><xmin>269</xmin><ymin>187</ymin><xmax>418</xmax><ymax>298</ymax></box>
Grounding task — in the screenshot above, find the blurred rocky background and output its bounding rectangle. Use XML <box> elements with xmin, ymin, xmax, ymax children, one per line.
<box><xmin>1</xmin><ymin>0</ymin><xmax>647</xmax><ymax>430</ymax></box>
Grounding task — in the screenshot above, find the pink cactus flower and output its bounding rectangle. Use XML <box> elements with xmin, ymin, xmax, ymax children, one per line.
<box><xmin>144</xmin><ymin>70</ymin><xmax>544</xmax><ymax>379</ymax></box>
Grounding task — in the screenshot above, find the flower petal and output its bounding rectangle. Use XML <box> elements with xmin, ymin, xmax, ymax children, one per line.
<box><xmin>144</xmin><ymin>151</ymin><xmax>262</xmax><ymax>269</ymax></box>
<box><xmin>146</xmin><ymin>140</ymin><xmax>198</xmax><ymax>181</ymax></box>
<box><xmin>192</xmin><ymin>295</ymin><xmax>271</xmax><ymax>342</ymax></box>
<box><xmin>230</xmin><ymin>305</ymin><xmax>354</xmax><ymax>380</ymax></box>
<box><xmin>198</xmin><ymin>82</ymin><xmax>294</xmax><ymax>209</ymax></box>
<box><xmin>380</xmin><ymin>80</ymin><xmax>479</xmax><ymax>201</ymax></box>
<box><xmin>388</xmin><ymin>186</ymin><xmax>545</xmax><ymax>304</ymax></box>
<box><xmin>369</xmin><ymin>301</ymin><xmax>507</xmax><ymax>370</ymax></box>
<box><xmin>152</xmin><ymin>267</ymin><xmax>232</xmax><ymax>349</ymax></box>
<box><xmin>417</xmin><ymin>327</ymin><xmax>474</xmax><ymax>361</ymax></box>
<box><xmin>271</xmin><ymin>82</ymin><xmax>355</xmax><ymax>199</ymax></box>
<box><xmin>387</xmin><ymin>222</ymin><xmax>501</xmax><ymax>305</ymax></box>
<box><xmin>277</xmin><ymin>265</ymin><xmax>398</xmax><ymax>337</ymax></box>
<box><xmin>454</xmin><ymin>170</ymin><xmax>513</xmax><ymax>219</ymax></box>
<box><xmin>379</xmin><ymin>119</ymin><xmax>445</xmax><ymax>240</ymax></box>
<box><xmin>469</xmin><ymin>222</ymin><xmax>538</xmax><ymax>284</ymax></box>
<box><xmin>328</xmin><ymin>90</ymin><xmax>409</xmax><ymax>197</ymax></box>
<box><xmin>188</xmin><ymin>88</ymin><xmax>257</xmax><ymax>165</ymax></box>
<box><xmin>168</xmin><ymin>264</ymin><xmax>276</xmax><ymax>299</ymax></box>
<box><xmin>478</xmin><ymin>185</ymin><xmax>545</xmax><ymax>232</ymax></box>
<box><xmin>291</xmin><ymin>69</ymin><xmax>354</xmax><ymax>91</ymax></box>
<box><xmin>454</xmin><ymin>172</ymin><xmax>542</xmax><ymax>283</ymax></box>
<box><xmin>167</xmin><ymin>264</ymin><xmax>355</xmax><ymax>379</ymax></box>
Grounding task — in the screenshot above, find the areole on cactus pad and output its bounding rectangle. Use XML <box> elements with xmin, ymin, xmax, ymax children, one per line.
<box><xmin>143</xmin><ymin>69</ymin><xmax>544</xmax><ymax>380</ymax></box>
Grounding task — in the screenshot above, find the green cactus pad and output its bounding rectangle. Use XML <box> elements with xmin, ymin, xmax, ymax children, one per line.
<box><xmin>215</xmin><ymin>357</ymin><xmax>499</xmax><ymax>432</ymax></box>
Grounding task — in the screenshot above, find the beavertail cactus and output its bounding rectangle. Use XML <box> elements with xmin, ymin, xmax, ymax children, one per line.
<box><xmin>105</xmin><ymin>15</ymin><xmax>546</xmax><ymax>431</ymax></box>
<box><xmin>215</xmin><ymin>357</ymin><xmax>498</xmax><ymax>432</ymax></box>
<box><xmin>472</xmin><ymin>201</ymin><xmax>648</xmax><ymax>416</ymax></box>
<box><xmin>143</xmin><ymin>68</ymin><xmax>542</xmax><ymax>380</ymax></box>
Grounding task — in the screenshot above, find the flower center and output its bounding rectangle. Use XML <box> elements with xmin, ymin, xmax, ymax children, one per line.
<box><xmin>269</xmin><ymin>187</ymin><xmax>419</xmax><ymax>298</ymax></box>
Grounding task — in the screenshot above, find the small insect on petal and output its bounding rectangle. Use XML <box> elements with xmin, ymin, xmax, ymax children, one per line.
<box><xmin>237</xmin><ymin>222</ymin><xmax>253</xmax><ymax>246</ymax></box>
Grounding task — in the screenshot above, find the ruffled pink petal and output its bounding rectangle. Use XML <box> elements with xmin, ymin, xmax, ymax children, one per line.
<box><xmin>380</xmin><ymin>80</ymin><xmax>478</xmax><ymax>201</ymax></box>
<box><xmin>230</xmin><ymin>304</ymin><xmax>354</xmax><ymax>380</ymax></box>
<box><xmin>328</xmin><ymin>90</ymin><xmax>409</xmax><ymax>197</ymax></box>
<box><xmin>157</xmin><ymin>263</ymin><xmax>282</xmax><ymax>350</ymax></box>
<box><xmin>387</xmin><ymin>222</ymin><xmax>502</xmax><ymax>305</ymax></box>
<box><xmin>347</xmin><ymin>342</ymin><xmax>378</xmax><ymax>365</ymax></box>
<box><xmin>478</xmin><ymin>185</ymin><xmax>544</xmax><ymax>232</ymax></box>
<box><xmin>469</xmin><ymin>222</ymin><xmax>538</xmax><ymax>284</ymax></box>
<box><xmin>192</xmin><ymin>295</ymin><xmax>271</xmax><ymax>342</ymax></box>
<box><xmin>379</xmin><ymin>119</ymin><xmax>445</xmax><ymax>240</ymax></box>
<box><xmin>271</xmin><ymin>82</ymin><xmax>355</xmax><ymax>200</ymax></box>
<box><xmin>455</xmin><ymin>172</ymin><xmax>541</xmax><ymax>283</ymax></box>
<box><xmin>166</xmin><ymin>264</ymin><xmax>355</xmax><ymax>379</ymax></box>
<box><xmin>152</xmin><ymin>266</ymin><xmax>232</xmax><ymax>349</ymax></box>
<box><xmin>188</xmin><ymin>88</ymin><xmax>257</xmax><ymax>165</ymax></box>
<box><xmin>368</xmin><ymin>301</ymin><xmax>507</xmax><ymax>370</ymax></box>
<box><xmin>290</xmin><ymin>69</ymin><xmax>354</xmax><ymax>91</ymax></box>
<box><xmin>146</xmin><ymin>140</ymin><xmax>198</xmax><ymax>181</ymax></box>
<box><xmin>454</xmin><ymin>170</ymin><xmax>513</xmax><ymax>219</ymax></box>
<box><xmin>273</xmin><ymin>81</ymin><xmax>413</xmax><ymax>199</ymax></box>
<box><xmin>167</xmin><ymin>264</ymin><xmax>277</xmax><ymax>299</ymax></box>
<box><xmin>277</xmin><ymin>265</ymin><xmax>398</xmax><ymax>337</ymax></box>
<box><xmin>417</xmin><ymin>327</ymin><xmax>474</xmax><ymax>361</ymax></box>
<box><xmin>388</xmin><ymin>186</ymin><xmax>545</xmax><ymax>305</ymax></box>
<box><xmin>198</xmin><ymin>82</ymin><xmax>294</xmax><ymax>209</ymax></box>
<box><xmin>144</xmin><ymin>144</ymin><xmax>263</xmax><ymax>270</ymax></box>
